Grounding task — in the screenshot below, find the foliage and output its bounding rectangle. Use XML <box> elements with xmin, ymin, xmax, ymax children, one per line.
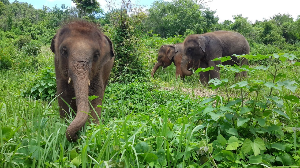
<box><xmin>145</xmin><ymin>0</ymin><xmax>218</xmax><ymax>37</ymax></box>
<box><xmin>22</xmin><ymin>67</ymin><xmax>56</xmax><ymax>101</ymax></box>
<box><xmin>108</xmin><ymin>2</ymin><xmax>148</xmax><ymax>83</ymax></box>
<box><xmin>1</xmin><ymin>0</ymin><xmax>300</xmax><ymax>167</ymax></box>
<box><xmin>0</xmin><ymin>47</ymin><xmax>13</xmax><ymax>70</ymax></box>
<box><xmin>22</xmin><ymin>40</ymin><xmax>42</xmax><ymax>56</ymax></box>
<box><xmin>71</xmin><ymin>0</ymin><xmax>102</xmax><ymax>18</ymax></box>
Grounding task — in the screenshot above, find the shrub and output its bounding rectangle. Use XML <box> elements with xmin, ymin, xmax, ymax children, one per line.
<box><xmin>22</xmin><ymin>67</ymin><xmax>56</xmax><ymax>100</ymax></box>
<box><xmin>15</xmin><ymin>35</ymin><xmax>31</xmax><ymax>49</ymax></box>
<box><xmin>22</xmin><ymin>40</ymin><xmax>42</xmax><ymax>56</ymax></box>
<box><xmin>0</xmin><ymin>48</ymin><xmax>13</xmax><ymax>70</ymax></box>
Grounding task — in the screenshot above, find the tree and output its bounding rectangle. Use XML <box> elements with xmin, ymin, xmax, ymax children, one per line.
<box><xmin>0</xmin><ymin>0</ymin><xmax>9</xmax><ymax>5</ymax></box>
<box><xmin>71</xmin><ymin>0</ymin><xmax>101</xmax><ymax>17</ymax></box>
<box><xmin>145</xmin><ymin>0</ymin><xmax>212</xmax><ymax>37</ymax></box>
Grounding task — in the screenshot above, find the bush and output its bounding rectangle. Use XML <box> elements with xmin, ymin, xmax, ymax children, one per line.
<box><xmin>22</xmin><ymin>67</ymin><xmax>56</xmax><ymax>100</ymax></box>
<box><xmin>0</xmin><ymin>48</ymin><xmax>13</xmax><ymax>70</ymax></box>
<box><xmin>15</xmin><ymin>35</ymin><xmax>31</xmax><ymax>49</ymax></box>
<box><xmin>22</xmin><ymin>40</ymin><xmax>42</xmax><ymax>56</ymax></box>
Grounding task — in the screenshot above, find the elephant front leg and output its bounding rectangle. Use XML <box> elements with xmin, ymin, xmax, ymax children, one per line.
<box><xmin>57</xmin><ymin>81</ymin><xmax>76</xmax><ymax>119</ymax></box>
<box><xmin>199</xmin><ymin>61</ymin><xmax>209</xmax><ymax>85</ymax></box>
<box><xmin>208</xmin><ymin>60</ymin><xmax>220</xmax><ymax>81</ymax></box>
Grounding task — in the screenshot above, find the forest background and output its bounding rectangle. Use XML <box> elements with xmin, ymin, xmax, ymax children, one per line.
<box><xmin>1</xmin><ymin>0</ymin><xmax>300</xmax><ymax>167</ymax></box>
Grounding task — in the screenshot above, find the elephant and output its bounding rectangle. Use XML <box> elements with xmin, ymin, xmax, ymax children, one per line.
<box><xmin>151</xmin><ymin>43</ymin><xmax>199</xmax><ymax>79</ymax></box>
<box><xmin>181</xmin><ymin>31</ymin><xmax>249</xmax><ymax>84</ymax></box>
<box><xmin>50</xmin><ymin>20</ymin><xmax>115</xmax><ymax>142</ymax></box>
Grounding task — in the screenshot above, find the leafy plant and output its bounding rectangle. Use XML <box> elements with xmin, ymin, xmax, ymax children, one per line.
<box><xmin>22</xmin><ymin>40</ymin><xmax>42</xmax><ymax>56</ymax></box>
<box><xmin>22</xmin><ymin>67</ymin><xmax>56</xmax><ymax>100</ymax></box>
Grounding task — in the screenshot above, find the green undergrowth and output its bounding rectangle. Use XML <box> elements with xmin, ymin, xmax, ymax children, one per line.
<box><xmin>1</xmin><ymin>42</ymin><xmax>300</xmax><ymax>167</ymax></box>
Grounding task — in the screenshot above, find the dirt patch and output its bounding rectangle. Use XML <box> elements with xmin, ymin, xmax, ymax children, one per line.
<box><xmin>160</xmin><ymin>86</ymin><xmax>218</xmax><ymax>98</ymax></box>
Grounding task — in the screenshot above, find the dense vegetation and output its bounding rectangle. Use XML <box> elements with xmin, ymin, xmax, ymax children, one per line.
<box><xmin>0</xmin><ymin>0</ymin><xmax>300</xmax><ymax>167</ymax></box>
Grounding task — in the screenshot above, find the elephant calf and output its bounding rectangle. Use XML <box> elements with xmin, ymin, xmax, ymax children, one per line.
<box><xmin>50</xmin><ymin>20</ymin><xmax>115</xmax><ymax>142</ymax></box>
<box><xmin>151</xmin><ymin>43</ymin><xmax>198</xmax><ymax>79</ymax></box>
<box><xmin>181</xmin><ymin>31</ymin><xmax>249</xmax><ymax>85</ymax></box>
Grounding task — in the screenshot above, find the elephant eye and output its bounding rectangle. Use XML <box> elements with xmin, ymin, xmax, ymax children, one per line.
<box><xmin>93</xmin><ymin>51</ymin><xmax>100</xmax><ymax>61</ymax></box>
<box><xmin>60</xmin><ymin>46</ymin><xmax>68</xmax><ymax>57</ymax></box>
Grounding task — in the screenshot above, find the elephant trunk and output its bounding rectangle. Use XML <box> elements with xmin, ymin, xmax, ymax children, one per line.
<box><xmin>181</xmin><ymin>56</ymin><xmax>193</xmax><ymax>76</ymax></box>
<box><xmin>151</xmin><ymin>62</ymin><xmax>163</xmax><ymax>77</ymax></box>
<box><xmin>66</xmin><ymin>61</ymin><xmax>90</xmax><ymax>142</ymax></box>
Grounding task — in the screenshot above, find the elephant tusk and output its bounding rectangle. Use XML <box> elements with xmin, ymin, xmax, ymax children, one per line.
<box><xmin>88</xmin><ymin>80</ymin><xmax>90</xmax><ymax>86</ymax></box>
<box><xmin>68</xmin><ymin>77</ymin><xmax>71</xmax><ymax>84</ymax></box>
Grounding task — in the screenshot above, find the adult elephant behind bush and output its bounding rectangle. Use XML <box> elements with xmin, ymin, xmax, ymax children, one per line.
<box><xmin>50</xmin><ymin>20</ymin><xmax>115</xmax><ymax>142</ymax></box>
<box><xmin>181</xmin><ymin>31</ymin><xmax>249</xmax><ymax>84</ymax></box>
<box><xmin>151</xmin><ymin>43</ymin><xmax>199</xmax><ymax>79</ymax></box>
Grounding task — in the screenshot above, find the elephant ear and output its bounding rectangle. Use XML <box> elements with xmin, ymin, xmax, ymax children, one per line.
<box><xmin>197</xmin><ymin>36</ymin><xmax>206</xmax><ymax>53</ymax></box>
<box><xmin>166</xmin><ymin>45</ymin><xmax>176</xmax><ymax>60</ymax></box>
<box><xmin>50</xmin><ymin>34</ymin><xmax>56</xmax><ymax>53</ymax></box>
<box><xmin>174</xmin><ymin>44</ymin><xmax>180</xmax><ymax>53</ymax></box>
<box><xmin>104</xmin><ymin>35</ymin><xmax>115</xmax><ymax>58</ymax></box>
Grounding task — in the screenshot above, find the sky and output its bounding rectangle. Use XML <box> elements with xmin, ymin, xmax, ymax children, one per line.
<box><xmin>10</xmin><ymin>0</ymin><xmax>300</xmax><ymax>23</ymax></box>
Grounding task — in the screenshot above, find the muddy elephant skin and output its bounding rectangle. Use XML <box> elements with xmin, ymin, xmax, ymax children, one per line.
<box><xmin>151</xmin><ymin>43</ymin><xmax>198</xmax><ymax>79</ymax></box>
<box><xmin>50</xmin><ymin>20</ymin><xmax>115</xmax><ymax>142</ymax></box>
<box><xmin>181</xmin><ymin>31</ymin><xmax>249</xmax><ymax>84</ymax></box>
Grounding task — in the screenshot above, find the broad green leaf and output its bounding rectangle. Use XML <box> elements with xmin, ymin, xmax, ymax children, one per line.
<box><xmin>222</xmin><ymin>150</ymin><xmax>235</xmax><ymax>162</ymax></box>
<box><xmin>217</xmin><ymin>134</ymin><xmax>227</xmax><ymax>146</ymax></box>
<box><xmin>200</xmin><ymin>98</ymin><xmax>215</xmax><ymax>105</ymax></box>
<box><xmin>241</xmin><ymin>139</ymin><xmax>252</xmax><ymax>154</ymax></box>
<box><xmin>283</xmin><ymin>95</ymin><xmax>299</xmax><ymax>103</ymax></box>
<box><xmin>279</xmin><ymin>153</ymin><xmax>294</xmax><ymax>165</ymax></box>
<box><xmin>212</xmin><ymin>56</ymin><xmax>232</xmax><ymax>62</ymax></box>
<box><xmin>71</xmin><ymin>155</ymin><xmax>82</xmax><ymax>167</ymax></box>
<box><xmin>70</xmin><ymin>149</ymin><xmax>79</xmax><ymax>160</ymax></box>
<box><xmin>135</xmin><ymin>141</ymin><xmax>150</xmax><ymax>153</ymax></box>
<box><xmin>195</xmin><ymin>66</ymin><xmax>214</xmax><ymax>73</ymax></box>
<box><xmin>264</xmin><ymin>82</ymin><xmax>281</xmax><ymax>91</ymax></box>
<box><xmin>226</xmin><ymin>128</ymin><xmax>238</xmax><ymax>136</ymax></box>
<box><xmin>249</xmin><ymin>155</ymin><xmax>262</xmax><ymax>164</ymax></box>
<box><xmin>255</xmin><ymin>118</ymin><xmax>266</xmax><ymax>127</ymax></box>
<box><xmin>228</xmin><ymin>136</ymin><xmax>239</xmax><ymax>143</ymax></box>
<box><xmin>226</xmin><ymin>142</ymin><xmax>239</xmax><ymax>150</ymax></box>
<box><xmin>271</xmin><ymin>143</ymin><xmax>286</xmax><ymax>151</ymax></box>
<box><xmin>143</xmin><ymin>153</ymin><xmax>158</xmax><ymax>163</ymax></box>
<box><xmin>209</xmin><ymin>112</ymin><xmax>223</xmax><ymax>121</ymax></box>
<box><xmin>293</xmin><ymin>62</ymin><xmax>300</xmax><ymax>66</ymax></box>
<box><xmin>203</xmin><ymin>105</ymin><xmax>214</xmax><ymax>114</ymax></box>
<box><xmin>251</xmin><ymin>138</ymin><xmax>266</xmax><ymax>156</ymax></box>
<box><xmin>277</xmin><ymin>80</ymin><xmax>297</xmax><ymax>93</ymax></box>
<box><xmin>237</xmin><ymin>117</ymin><xmax>250</xmax><ymax>127</ymax></box>
<box><xmin>240</xmin><ymin>107</ymin><xmax>251</xmax><ymax>114</ymax></box>
<box><xmin>229</xmin><ymin>81</ymin><xmax>248</xmax><ymax>89</ymax></box>
<box><xmin>273</xmin><ymin>109</ymin><xmax>290</xmax><ymax>119</ymax></box>
<box><xmin>226</xmin><ymin>136</ymin><xmax>240</xmax><ymax>151</ymax></box>
<box><xmin>220</xmin><ymin>106</ymin><xmax>233</xmax><ymax>112</ymax></box>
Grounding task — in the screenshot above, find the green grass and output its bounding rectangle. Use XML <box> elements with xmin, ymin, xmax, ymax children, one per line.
<box><xmin>1</xmin><ymin>40</ymin><xmax>300</xmax><ymax>167</ymax></box>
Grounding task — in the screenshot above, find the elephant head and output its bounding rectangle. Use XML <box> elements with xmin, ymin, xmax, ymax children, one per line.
<box><xmin>51</xmin><ymin>21</ymin><xmax>114</xmax><ymax>142</ymax></box>
<box><xmin>151</xmin><ymin>44</ymin><xmax>180</xmax><ymax>77</ymax></box>
<box><xmin>181</xmin><ymin>35</ymin><xmax>205</xmax><ymax>76</ymax></box>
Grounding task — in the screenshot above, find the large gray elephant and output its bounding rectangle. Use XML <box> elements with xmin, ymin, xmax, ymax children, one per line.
<box><xmin>151</xmin><ymin>43</ymin><xmax>199</xmax><ymax>79</ymax></box>
<box><xmin>181</xmin><ymin>31</ymin><xmax>249</xmax><ymax>84</ymax></box>
<box><xmin>50</xmin><ymin>20</ymin><xmax>115</xmax><ymax>142</ymax></box>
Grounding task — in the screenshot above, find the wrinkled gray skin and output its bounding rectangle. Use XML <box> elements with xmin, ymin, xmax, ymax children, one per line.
<box><xmin>181</xmin><ymin>31</ymin><xmax>249</xmax><ymax>84</ymax></box>
<box><xmin>151</xmin><ymin>43</ymin><xmax>198</xmax><ymax>79</ymax></box>
<box><xmin>50</xmin><ymin>21</ymin><xmax>114</xmax><ymax>142</ymax></box>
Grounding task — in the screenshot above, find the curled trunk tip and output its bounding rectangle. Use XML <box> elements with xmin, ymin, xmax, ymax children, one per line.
<box><xmin>151</xmin><ymin>62</ymin><xmax>163</xmax><ymax>77</ymax></box>
<box><xmin>181</xmin><ymin>57</ymin><xmax>193</xmax><ymax>76</ymax></box>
